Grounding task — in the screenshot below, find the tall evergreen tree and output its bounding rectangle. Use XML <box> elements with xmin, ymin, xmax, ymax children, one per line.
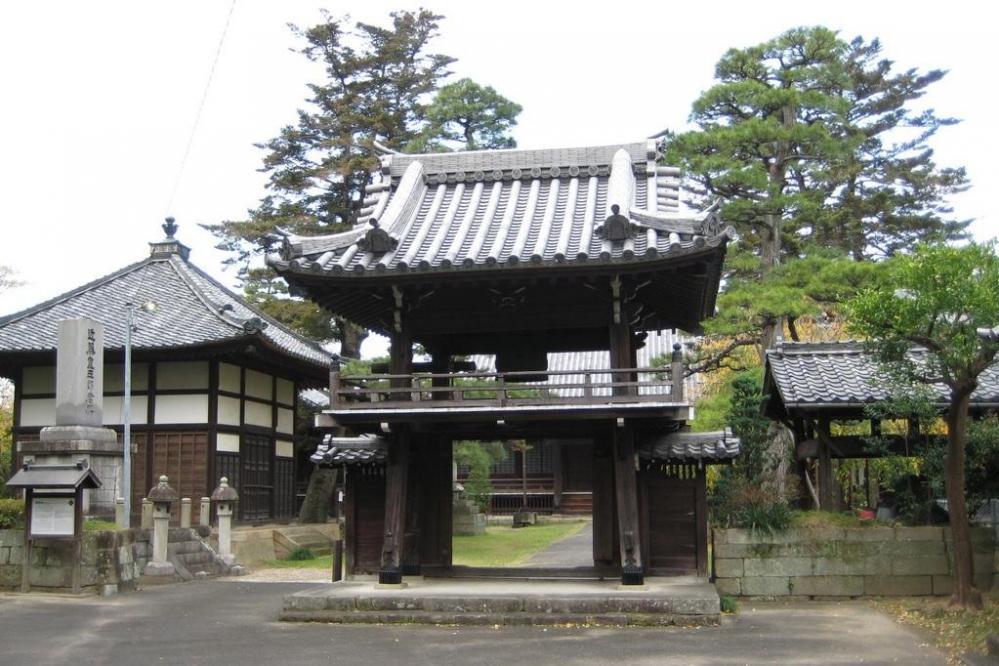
<box><xmin>206</xmin><ymin>12</ymin><xmax>522</xmax><ymax>357</ymax></box>
<box><xmin>664</xmin><ymin>27</ymin><xmax>969</xmax><ymax>361</ymax></box>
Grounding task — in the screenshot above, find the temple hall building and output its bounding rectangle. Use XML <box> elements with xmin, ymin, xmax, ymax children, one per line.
<box><xmin>0</xmin><ymin>221</ymin><xmax>329</xmax><ymax>523</ymax></box>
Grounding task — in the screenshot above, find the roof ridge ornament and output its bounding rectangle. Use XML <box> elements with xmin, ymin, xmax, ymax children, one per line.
<box><xmin>149</xmin><ymin>217</ymin><xmax>191</xmax><ymax>261</ymax></box>
<box><xmin>596</xmin><ymin>204</ymin><xmax>636</xmax><ymax>242</ymax></box>
<box><xmin>357</xmin><ymin>218</ymin><xmax>399</xmax><ymax>255</ymax></box>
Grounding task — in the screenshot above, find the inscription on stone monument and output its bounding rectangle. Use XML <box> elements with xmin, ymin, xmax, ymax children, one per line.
<box><xmin>55</xmin><ymin>318</ymin><xmax>105</xmax><ymax>427</ymax></box>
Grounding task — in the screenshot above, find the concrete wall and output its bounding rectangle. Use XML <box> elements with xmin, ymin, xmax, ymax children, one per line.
<box><xmin>713</xmin><ymin>526</ymin><xmax>995</xmax><ymax>598</ymax></box>
<box><xmin>0</xmin><ymin>529</ymin><xmax>150</xmax><ymax>591</ymax></box>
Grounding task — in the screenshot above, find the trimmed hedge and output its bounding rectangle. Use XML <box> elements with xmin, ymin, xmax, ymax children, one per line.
<box><xmin>0</xmin><ymin>498</ymin><xmax>25</xmax><ymax>529</ymax></box>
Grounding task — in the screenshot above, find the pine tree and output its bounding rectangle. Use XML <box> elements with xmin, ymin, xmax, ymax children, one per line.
<box><xmin>664</xmin><ymin>27</ymin><xmax>969</xmax><ymax>361</ymax></box>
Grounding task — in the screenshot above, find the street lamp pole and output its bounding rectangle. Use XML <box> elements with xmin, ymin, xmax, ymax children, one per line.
<box><xmin>122</xmin><ymin>303</ymin><xmax>136</xmax><ymax>528</ymax></box>
<box><xmin>122</xmin><ymin>300</ymin><xmax>156</xmax><ymax>528</ymax></box>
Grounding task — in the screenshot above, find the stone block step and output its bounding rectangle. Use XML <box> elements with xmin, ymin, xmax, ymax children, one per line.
<box><xmin>279</xmin><ymin>609</ymin><xmax>717</xmax><ymax>627</ymax></box>
<box><xmin>168</xmin><ymin>541</ymin><xmax>204</xmax><ymax>555</ymax></box>
<box><xmin>177</xmin><ymin>552</ymin><xmax>213</xmax><ymax>567</ymax></box>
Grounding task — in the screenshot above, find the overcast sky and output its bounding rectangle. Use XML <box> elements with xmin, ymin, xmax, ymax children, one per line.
<box><xmin>0</xmin><ymin>1</ymin><xmax>995</xmax><ymax>356</ymax></box>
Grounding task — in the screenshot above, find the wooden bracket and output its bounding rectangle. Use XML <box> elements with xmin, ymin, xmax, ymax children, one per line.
<box><xmin>610</xmin><ymin>276</ymin><xmax>622</xmax><ymax>324</ymax></box>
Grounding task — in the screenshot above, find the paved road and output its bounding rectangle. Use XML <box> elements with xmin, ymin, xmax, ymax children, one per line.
<box><xmin>524</xmin><ymin>521</ymin><xmax>592</xmax><ymax>568</ymax></box>
<box><xmin>0</xmin><ymin>581</ymin><xmax>946</xmax><ymax>665</ymax></box>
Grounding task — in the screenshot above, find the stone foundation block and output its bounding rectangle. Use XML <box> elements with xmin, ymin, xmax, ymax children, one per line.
<box><xmin>742</xmin><ymin>576</ymin><xmax>789</xmax><ymax>596</ymax></box>
<box><xmin>863</xmin><ymin>575</ymin><xmax>932</xmax><ymax>596</ymax></box>
<box><xmin>714</xmin><ymin>544</ymin><xmax>755</xmax><ymax>559</ymax></box>
<box><xmin>744</xmin><ymin>557</ymin><xmax>812</xmax><ymax>577</ymax></box>
<box><xmin>790</xmin><ymin>575</ymin><xmax>863</xmax><ymax>597</ymax></box>
<box><xmin>843</xmin><ymin>528</ymin><xmax>894</xmax><ymax>542</ymax></box>
<box><xmin>714</xmin><ymin>578</ymin><xmax>741</xmax><ymax>596</ymax></box>
<box><xmin>713</xmin><ymin>558</ymin><xmax>743</xmax><ymax>578</ymax></box>
<box><xmin>892</xmin><ymin>556</ymin><xmax>949</xmax><ymax>576</ymax></box>
<box><xmin>895</xmin><ymin>526</ymin><xmax>943</xmax><ymax>541</ymax></box>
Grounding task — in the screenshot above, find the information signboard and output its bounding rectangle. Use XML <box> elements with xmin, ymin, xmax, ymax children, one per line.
<box><xmin>30</xmin><ymin>496</ymin><xmax>76</xmax><ymax>537</ymax></box>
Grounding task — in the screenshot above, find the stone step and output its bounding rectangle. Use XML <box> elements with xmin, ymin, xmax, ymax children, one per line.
<box><xmin>282</xmin><ymin>578</ymin><xmax>721</xmax><ymax>627</ymax></box>
<box><xmin>280</xmin><ymin>609</ymin><xmax>717</xmax><ymax>627</ymax></box>
<box><xmin>177</xmin><ymin>552</ymin><xmax>213</xmax><ymax>567</ymax></box>
<box><xmin>168</xmin><ymin>541</ymin><xmax>203</xmax><ymax>555</ymax></box>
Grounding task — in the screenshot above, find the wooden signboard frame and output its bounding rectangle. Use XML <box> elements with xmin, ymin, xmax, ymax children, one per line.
<box><xmin>21</xmin><ymin>486</ymin><xmax>85</xmax><ymax>594</ymax></box>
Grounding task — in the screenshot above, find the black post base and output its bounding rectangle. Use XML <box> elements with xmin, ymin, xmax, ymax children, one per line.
<box><xmin>378</xmin><ymin>567</ymin><xmax>402</xmax><ymax>585</ymax></box>
<box><xmin>621</xmin><ymin>565</ymin><xmax>644</xmax><ymax>586</ymax></box>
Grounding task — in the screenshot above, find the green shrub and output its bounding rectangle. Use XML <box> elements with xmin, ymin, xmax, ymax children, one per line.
<box><xmin>736</xmin><ymin>500</ymin><xmax>792</xmax><ymax>534</ymax></box>
<box><xmin>0</xmin><ymin>498</ymin><xmax>25</xmax><ymax>529</ymax></box>
<box><xmin>720</xmin><ymin>595</ymin><xmax>738</xmax><ymax>614</ymax></box>
<box><xmin>287</xmin><ymin>546</ymin><xmax>316</xmax><ymax>561</ymax></box>
<box><xmin>84</xmin><ymin>519</ymin><xmax>118</xmax><ymax>531</ymax></box>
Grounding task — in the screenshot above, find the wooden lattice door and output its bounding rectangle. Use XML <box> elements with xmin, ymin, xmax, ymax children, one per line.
<box><xmin>240</xmin><ymin>433</ymin><xmax>273</xmax><ymax>521</ymax></box>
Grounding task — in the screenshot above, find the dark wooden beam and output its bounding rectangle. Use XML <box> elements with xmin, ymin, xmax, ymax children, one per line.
<box><xmin>379</xmin><ymin>430</ymin><xmax>410</xmax><ymax>584</ymax></box>
<box><xmin>613</xmin><ymin>425</ymin><xmax>644</xmax><ymax>585</ymax></box>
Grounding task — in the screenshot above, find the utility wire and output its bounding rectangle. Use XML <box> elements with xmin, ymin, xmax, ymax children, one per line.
<box><xmin>165</xmin><ymin>0</ymin><xmax>238</xmax><ymax>214</ymax></box>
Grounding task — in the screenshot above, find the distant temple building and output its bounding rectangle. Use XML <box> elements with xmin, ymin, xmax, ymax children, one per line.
<box><xmin>271</xmin><ymin>140</ymin><xmax>740</xmax><ymax>584</ymax></box>
<box><xmin>0</xmin><ymin>220</ymin><xmax>329</xmax><ymax>523</ymax></box>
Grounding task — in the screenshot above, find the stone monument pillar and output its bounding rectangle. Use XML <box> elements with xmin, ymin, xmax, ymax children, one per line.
<box><xmin>18</xmin><ymin>319</ymin><xmax>124</xmax><ymax>518</ymax></box>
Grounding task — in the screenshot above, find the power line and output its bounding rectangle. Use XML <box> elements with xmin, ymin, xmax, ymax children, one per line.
<box><xmin>165</xmin><ymin>0</ymin><xmax>238</xmax><ymax>214</ymax></box>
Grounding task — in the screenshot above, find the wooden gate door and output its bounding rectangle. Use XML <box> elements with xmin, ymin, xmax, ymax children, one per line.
<box><xmin>640</xmin><ymin>467</ymin><xmax>707</xmax><ymax>576</ymax></box>
<box><xmin>240</xmin><ymin>433</ymin><xmax>273</xmax><ymax>522</ymax></box>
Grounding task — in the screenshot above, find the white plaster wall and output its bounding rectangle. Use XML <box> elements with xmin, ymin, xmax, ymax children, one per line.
<box><xmin>104</xmin><ymin>363</ymin><xmax>149</xmax><ymax>392</ymax></box>
<box><xmin>276</xmin><ymin>439</ymin><xmax>294</xmax><ymax>458</ymax></box>
<box><xmin>276</xmin><ymin>407</ymin><xmax>294</xmax><ymax>435</ymax></box>
<box><xmin>154</xmin><ymin>394</ymin><xmax>209</xmax><ymax>424</ymax></box>
<box><xmin>19</xmin><ymin>398</ymin><xmax>56</xmax><ymax>426</ymax></box>
<box><xmin>157</xmin><ymin>361</ymin><xmax>209</xmax><ymax>390</ymax></box>
<box><xmin>244</xmin><ymin>400</ymin><xmax>272</xmax><ymax>428</ymax></box>
<box><xmin>216</xmin><ymin>433</ymin><xmax>240</xmax><ymax>453</ymax></box>
<box><xmin>217</xmin><ymin>396</ymin><xmax>241</xmax><ymax>426</ymax></box>
<box><xmin>245</xmin><ymin>369</ymin><xmax>272</xmax><ymax>401</ymax></box>
<box><xmin>219</xmin><ymin>362</ymin><xmax>241</xmax><ymax>393</ymax></box>
<box><xmin>103</xmin><ymin>396</ymin><xmax>149</xmax><ymax>425</ymax></box>
<box><xmin>276</xmin><ymin>378</ymin><xmax>294</xmax><ymax>405</ymax></box>
<box><xmin>21</xmin><ymin>366</ymin><xmax>55</xmax><ymax>394</ymax></box>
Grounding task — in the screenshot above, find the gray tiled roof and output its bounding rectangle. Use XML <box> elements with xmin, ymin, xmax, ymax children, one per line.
<box><xmin>638</xmin><ymin>429</ymin><xmax>740</xmax><ymax>462</ymax></box>
<box><xmin>268</xmin><ymin>140</ymin><xmax>732</xmax><ymax>276</ymax></box>
<box><xmin>764</xmin><ymin>341</ymin><xmax>999</xmax><ymax>411</ymax></box>
<box><xmin>312</xmin><ymin>435</ymin><xmax>388</xmax><ymax>465</ymax></box>
<box><xmin>0</xmin><ymin>235</ymin><xmax>329</xmax><ymax>372</ymax></box>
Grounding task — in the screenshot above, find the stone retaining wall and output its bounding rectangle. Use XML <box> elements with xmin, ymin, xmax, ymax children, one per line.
<box><xmin>713</xmin><ymin>526</ymin><xmax>995</xmax><ymax>598</ymax></box>
<box><xmin>0</xmin><ymin>528</ymin><xmax>151</xmax><ymax>592</ymax></box>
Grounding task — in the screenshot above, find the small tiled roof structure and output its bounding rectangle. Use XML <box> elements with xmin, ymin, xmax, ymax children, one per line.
<box><xmin>269</xmin><ymin>140</ymin><xmax>732</xmax><ymax>276</ymax></box>
<box><xmin>311</xmin><ymin>434</ymin><xmax>389</xmax><ymax>465</ymax></box>
<box><xmin>637</xmin><ymin>430</ymin><xmax>740</xmax><ymax>464</ymax></box>
<box><xmin>763</xmin><ymin>340</ymin><xmax>999</xmax><ymax>417</ymax></box>
<box><xmin>0</xmin><ymin>220</ymin><xmax>329</xmax><ymax>380</ymax></box>
<box><xmin>7</xmin><ymin>460</ymin><xmax>103</xmax><ymax>490</ymax></box>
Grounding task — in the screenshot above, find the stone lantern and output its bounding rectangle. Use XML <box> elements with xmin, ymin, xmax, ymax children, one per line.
<box><xmin>211</xmin><ymin>477</ymin><xmax>239</xmax><ymax>565</ymax></box>
<box><xmin>144</xmin><ymin>475</ymin><xmax>178</xmax><ymax>577</ymax></box>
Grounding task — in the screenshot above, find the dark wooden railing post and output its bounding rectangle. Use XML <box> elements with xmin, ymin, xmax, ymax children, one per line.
<box><xmin>584</xmin><ymin>371</ymin><xmax>593</xmax><ymax>398</ymax></box>
<box><xmin>329</xmin><ymin>355</ymin><xmax>341</xmax><ymax>407</ymax></box>
<box><xmin>670</xmin><ymin>343</ymin><xmax>685</xmax><ymax>402</ymax></box>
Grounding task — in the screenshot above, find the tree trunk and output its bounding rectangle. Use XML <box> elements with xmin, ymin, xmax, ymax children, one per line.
<box><xmin>299</xmin><ymin>466</ymin><xmax>338</xmax><ymax>524</ymax></box>
<box><xmin>945</xmin><ymin>388</ymin><xmax>982</xmax><ymax>609</ymax></box>
<box><xmin>759</xmin><ymin>212</ymin><xmax>783</xmax><ymax>357</ymax></box>
<box><xmin>337</xmin><ymin>319</ymin><xmax>368</xmax><ymax>360</ymax></box>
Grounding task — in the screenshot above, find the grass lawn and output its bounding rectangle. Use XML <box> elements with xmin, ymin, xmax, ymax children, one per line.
<box><xmin>262</xmin><ymin>554</ymin><xmax>334</xmax><ymax>569</ymax></box>
<box><xmin>452</xmin><ymin>521</ymin><xmax>587</xmax><ymax>567</ymax></box>
<box><xmin>876</xmin><ymin>593</ymin><xmax>999</xmax><ymax>663</ymax></box>
<box><xmin>259</xmin><ymin>520</ymin><xmax>587</xmax><ymax>570</ymax></box>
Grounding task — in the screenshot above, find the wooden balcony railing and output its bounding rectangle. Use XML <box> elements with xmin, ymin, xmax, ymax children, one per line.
<box><xmin>328</xmin><ymin>365</ymin><xmax>685</xmax><ymax>410</ymax></box>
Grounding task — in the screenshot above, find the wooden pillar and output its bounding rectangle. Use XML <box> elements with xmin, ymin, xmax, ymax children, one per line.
<box><xmin>816</xmin><ymin>418</ymin><xmax>834</xmax><ymax>511</ymax></box>
<box><xmin>402</xmin><ymin>437</ymin><xmax>422</xmax><ymax>576</ymax></box>
<box><xmin>551</xmin><ymin>441</ymin><xmax>563</xmax><ymax>513</ymax></box>
<box><xmin>592</xmin><ymin>439</ymin><xmax>616</xmax><ymax>568</ymax></box>
<box><xmin>613</xmin><ymin>425</ymin><xmax>644</xmax><ymax>584</ymax></box>
<box><xmin>608</xmin><ymin>318</ymin><xmax>643</xmax><ymax>584</ymax></box>
<box><xmin>419</xmin><ymin>437</ymin><xmax>453</xmax><ymax>572</ymax></box>
<box><xmin>380</xmin><ymin>430</ymin><xmax>410</xmax><ymax>584</ymax></box>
